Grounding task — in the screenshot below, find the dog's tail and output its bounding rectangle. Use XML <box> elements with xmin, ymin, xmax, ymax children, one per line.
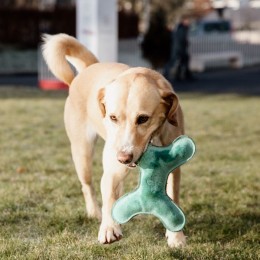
<box><xmin>42</xmin><ymin>34</ymin><xmax>98</xmax><ymax>85</ymax></box>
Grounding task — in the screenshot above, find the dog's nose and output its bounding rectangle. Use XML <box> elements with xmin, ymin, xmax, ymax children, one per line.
<box><xmin>117</xmin><ymin>151</ymin><xmax>133</xmax><ymax>164</ymax></box>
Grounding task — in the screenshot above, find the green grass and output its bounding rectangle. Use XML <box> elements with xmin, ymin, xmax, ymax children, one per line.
<box><xmin>0</xmin><ymin>87</ymin><xmax>259</xmax><ymax>259</ymax></box>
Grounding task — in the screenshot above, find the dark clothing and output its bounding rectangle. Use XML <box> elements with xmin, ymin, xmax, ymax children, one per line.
<box><xmin>140</xmin><ymin>8</ymin><xmax>172</xmax><ymax>70</ymax></box>
<box><xmin>141</xmin><ymin>27</ymin><xmax>172</xmax><ymax>69</ymax></box>
<box><xmin>173</xmin><ymin>23</ymin><xmax>189</xmax><ymax>59</ymax></box>
<box><xmin>164</xmin><ymin>23</ymin><xmax>193</xmax><ymax>81</ymax></box>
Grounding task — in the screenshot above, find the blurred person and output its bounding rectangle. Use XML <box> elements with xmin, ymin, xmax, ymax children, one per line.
<box><xmin>140</xmin><ymin>8</ymin><xmax>172</xmax><ymax>71</ymax></box>
<box><xmin>164</xmin><ymin>15</ymin><xmax>194</xmax><ymax>81</ymax></box>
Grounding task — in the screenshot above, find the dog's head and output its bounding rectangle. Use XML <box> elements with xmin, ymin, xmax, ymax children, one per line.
<box><xmin>98</xmin><ymin>68</ymin><xmax>179</xmax><ymax>168</ymax></box>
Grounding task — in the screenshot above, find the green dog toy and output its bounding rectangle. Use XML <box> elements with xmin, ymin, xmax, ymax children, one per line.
<box><xmin>112</xmin><ymin>135</ymin><xmax>196</xmax><ymax>232</ymax></box>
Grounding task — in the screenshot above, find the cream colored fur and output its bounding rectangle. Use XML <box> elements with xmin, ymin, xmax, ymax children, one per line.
<box><xmin>42</xmin><ymin>33</ymin><xmax>186</xmax><ymax>248</ymax></box>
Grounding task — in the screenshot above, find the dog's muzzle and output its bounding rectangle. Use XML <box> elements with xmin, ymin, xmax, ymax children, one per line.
<box><xmin>117</xmin><ymin>151</ymin><xmax>133</xmax><ymax>164</ymax></box>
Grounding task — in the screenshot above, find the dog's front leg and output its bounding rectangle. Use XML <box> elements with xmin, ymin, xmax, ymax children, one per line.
<box><xmin>98</xmin><ymin>142</ymin><xmax>129</xmax><ymax>244</ymax></box>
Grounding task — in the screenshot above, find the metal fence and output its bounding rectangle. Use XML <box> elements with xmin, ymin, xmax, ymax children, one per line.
<box><xmin>189</xmin><ymin>31</ymin><xmax>260</xmax><ymax>69</ymax></box>
<box><xmin>4</xmin><ymin>33</ymin><xmax>260</xmax><ymax>75</ymax></box>
<box><xmin>34</xmin><ymin>32</ymin><xmax>260</xmax><ymax>88</ymax></box>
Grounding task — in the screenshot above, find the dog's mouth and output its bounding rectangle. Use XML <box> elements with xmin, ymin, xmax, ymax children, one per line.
<box><xmin>126</xmin><ymin>162</ymin><xmax>137</xmax><ymax>168</ymax></box>
<box><xmin>126</xmin><ymin>138</ymin><xmax>153</xmax><ymax>169</ymax></box>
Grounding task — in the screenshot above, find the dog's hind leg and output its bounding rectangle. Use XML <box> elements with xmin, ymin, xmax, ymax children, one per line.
<box><xmin>71</xmin><ymin>126</ymin><xmax>101</xmax><ymax>220</ymax></box>
<box><xmin>65</xmin><ymin>101</ymin><xmax>101</xmax><ymax>220</ymax></box>
<box><xmin>71</xmin><ymin>127</ymin><xmax>101</xmax><ymax>220</ymax></box>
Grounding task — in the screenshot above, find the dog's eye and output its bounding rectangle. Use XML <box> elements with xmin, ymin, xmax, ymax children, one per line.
<box><xmin>136</xmin><ymin>115</ymin><xmax>149</xmax><ymax>125</ymax></box>
<box><xmin>110</xmin><ymin>115</ymin><xmax>118</xmax><ymax>122</ymax></box>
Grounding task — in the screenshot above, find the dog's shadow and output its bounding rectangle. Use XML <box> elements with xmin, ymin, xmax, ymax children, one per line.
<box><xmin>127</xmin><ymin>201</ymin><xmax>259</xmax><ymax>245</ymax></box>
<box><xmin>181</xmin><ymin>202</ymin><xmax>258</xmax><ymax>244</ymax></box>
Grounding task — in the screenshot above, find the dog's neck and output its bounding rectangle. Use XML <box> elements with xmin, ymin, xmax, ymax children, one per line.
<box><xmin>150</xmin><ymin>135</ymin><xmax>162</xmax><ymax>146</ymax></box>
<box><xmin>153</xmin><ymin>121</ymin><xmax>179</xmax><ymax>147</ymax></box>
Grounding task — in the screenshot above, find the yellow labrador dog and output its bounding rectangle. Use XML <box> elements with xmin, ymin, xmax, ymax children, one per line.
<box><xmin>42</xmin><ymin>34</ymin><xmax>186</xmax><ymax>247</ymax></box>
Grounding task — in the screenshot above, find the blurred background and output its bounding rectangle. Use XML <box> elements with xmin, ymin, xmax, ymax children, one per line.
<box><xmin>0</xmin><ymin>0</ymin><xmax>260</xmax><ymax>93</ymax></box>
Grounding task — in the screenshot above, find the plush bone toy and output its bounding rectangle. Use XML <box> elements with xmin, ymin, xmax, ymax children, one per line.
<box><xmin>112</xmin><ymin>135</ymin><xmax>196</xmax><ymax>232</ymax></box>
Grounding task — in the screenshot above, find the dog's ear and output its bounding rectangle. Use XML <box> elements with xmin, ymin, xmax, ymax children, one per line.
<box><xmin>162</xmin><ymin>91</ymin><xmax>179</xmax><ymax>127</ymax></box>
<box><xmin>157</xmin><ymin>78</ymin><xmax>179</xmax><ymax>127</ymax></box>
<box><xmin>97</xmin><ymin>88</ymin><xmax>106</xmax><ymax>117</ymax></box>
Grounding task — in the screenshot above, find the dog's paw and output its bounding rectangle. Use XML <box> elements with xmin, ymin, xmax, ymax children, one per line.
<box><xmin>165</xmin><ymin>230</ymin><xmax>187</xmax><ymax>248</ymax></box>
<box><xmin>86</xmin><ymin>205</ymin><xmax>102</xmax><ymax>221</ymax></box>
<box><xmin>98</xmin><ymin>223</ymin><xmax>123</xmax><ymax>244</ymax></box>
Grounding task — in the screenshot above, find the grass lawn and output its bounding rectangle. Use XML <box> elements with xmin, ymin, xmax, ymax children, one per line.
<box><xmin>0</xmin><ymin>87</ymin><xmax>259</xmax><ymax>259</ymax></box>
